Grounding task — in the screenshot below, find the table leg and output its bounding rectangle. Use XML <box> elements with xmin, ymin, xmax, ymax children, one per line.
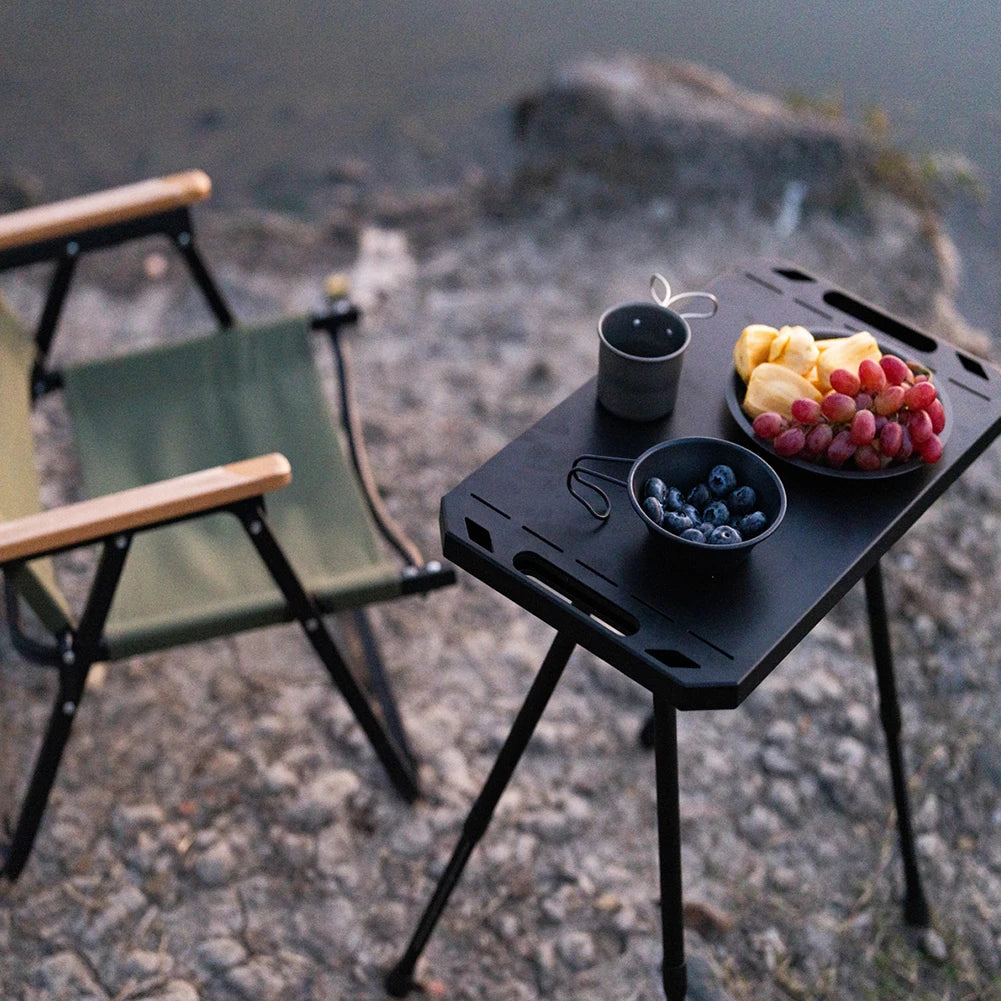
<box><xmin>653</xmin><ymin>693</ymin><xmax>688</xmax><ymax>1001</ymax></box>
<box><xmin>385</xmin><ymin>631</ymin><xmax>577</xmax><ymax>997</ymax></box>
<box><xmin>864</xmin><ymin>562</ymin><xmax>932</xmax><ymax>927</ymax></box>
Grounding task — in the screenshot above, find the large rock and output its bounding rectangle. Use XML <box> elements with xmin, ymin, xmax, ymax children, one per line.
<box><xmin>515</xmin><ymin>55</ymin><xmax>902</xmax><ymax>218</ymax></box>
<box><xmin>504</xmin><ymin>55</ymin><xmax>986</xmax><ymax>353</ymax></box>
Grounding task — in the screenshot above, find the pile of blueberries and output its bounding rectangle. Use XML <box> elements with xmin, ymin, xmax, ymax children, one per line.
<box><xmin>638</xmin><ymin>463</ymin><xmax>769</xmax><ymax>545</ymax></box>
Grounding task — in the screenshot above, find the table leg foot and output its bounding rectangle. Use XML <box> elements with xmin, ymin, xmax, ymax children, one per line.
<box><xmin>661</xmin><ymin>960</ymin><xmax>688</xmax><ymax>1001</ymax></box>
<box><xmin>384</xmin><ymin>963</ymin><xmax>417</xmax><ymax>998</ymax></box>
<box><xmin>903</xmin><ymin>886</ymin><xmax>932</xmax><ymax>928</ymax></box>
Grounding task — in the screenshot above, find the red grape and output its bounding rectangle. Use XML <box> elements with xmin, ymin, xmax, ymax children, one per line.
<box><xmin>774</xmin><ymin>427</ymin><xmax>806</xmax><ymax>456</ymax></box>
<box><xmin>926</xmin><ymin>398</ymin><xmax>946</xmax><ymax>434</ymax></box>
<box><xmin>826</xmin><ymin>429</ymin><xmax>856</xmax><ymax>467</ymax></box>
<box><xmin>858</xmin><ymin>358</ymin><xmax>887</xmax><ymax>393</ymax></box>
<box><xmin>908</xmin><ymin>407</ymin><xmax>934</xmax><ymax>444</ymax></box>
<box><xmin>829</xmin><ymin>368</ymin><xmax>861</xmax><ymax>395</ymax></box>
<box><xmin>873</xmin><ymin>385</ymin><xmax>906</xmax><ymax>416</ymax></box>
<box><xmin>879</xmin><ymin>420</ymin><xmax>903</xmax><ymax>458</ymax></box>
<box><xmin>897</xmin><ymin>425</ymin><xmax>914</xmax><ymax>462</ymax></box>
<box><xmin>879</xmin><ymin>354</ymin><xmax>911</xmax><ymax>386</ymax></box>
<box><xmin>821</xmin><ymin>392</ymin><xmax>856</xmax><ymax>423</ymax></box>
<box><xmin>854</xmin><ymin>444</ymin><xmax>882</xmax><ymax>471</ymax></box>
<box><xmin>752</xmin><ymin>411</ymin><xmax>787</xmax><ymax>440</ymax></box>
<box><xmin>854</xmin><ymin>391</ymin><xmax>873</xmax><ymax>411</ymax></box>
<box><xmin>791</xmin><ymin>397</ymin><xmax>822</xmax><ymax>423</ymax></box>
<box><xmin>905</xmin><ymin>381</ymin><xmax>937</xmax><ymax>410</ymax></box>
<box><xmin>850</xmin><ymin>408</ymin><xmax>876</xmax><ymax>445</ymax></box>
<box><xmin>805</xmin><ymin>422</ymin><xmax>834</xmax><ymax>454</ymax></box>
<box><xmin>918</xmin><ymin>433</ymin><xmax>943</xmax><ymax>463</ymax></box>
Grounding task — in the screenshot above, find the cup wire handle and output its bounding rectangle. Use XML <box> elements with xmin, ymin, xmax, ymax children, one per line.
<box><xmin>650</xmin><ymin>272</ymin><xmax>673</xmax><ymax>307</ymax></box>
<box><xmin>650</xmin><ymin>273</ymin><xmax>720</xmax><ymax>320</ymax></box>
<box><xmin>668</xmin><ymin>290</ymin><xmax>719</xmax><ymax>320</ymax></box>
<box><xmin>567</xmin><ymin>454</ymin><xmax>632</xmax><ymax>521</ymax></box>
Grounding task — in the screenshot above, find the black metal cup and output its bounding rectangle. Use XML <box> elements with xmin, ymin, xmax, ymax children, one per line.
<box><xmin>597</xmin><ymin>302</ymin><xmax>691</xmax><ymax>421</ymax></box>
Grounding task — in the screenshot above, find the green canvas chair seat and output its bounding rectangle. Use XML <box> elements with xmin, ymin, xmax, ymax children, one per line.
<box><xmin>61</xmin><ymin>317</ymin><xmax>402</xmax><ymax>658</ymax></box>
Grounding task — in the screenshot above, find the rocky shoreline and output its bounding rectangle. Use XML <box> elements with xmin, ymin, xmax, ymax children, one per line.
<box><xmin>2</xmin><ymin>56</ymin><xmax>1000</xmax><ymax>1001</ymax></box>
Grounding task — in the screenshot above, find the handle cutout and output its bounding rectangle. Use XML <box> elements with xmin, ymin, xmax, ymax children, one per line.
<box><xmin>822</xmin><ymin>291</ymin><xmax>937</xmax><ymax>353</ymax></box>
<box><xmin>646</xmin><ymin>649</ymin><xmax>701</xmax><ymax>670</ymax></box>
<box><xmin>514</xmin><ymin>551</ymin><xmax>639</xmax><ymax>637</ymax></box>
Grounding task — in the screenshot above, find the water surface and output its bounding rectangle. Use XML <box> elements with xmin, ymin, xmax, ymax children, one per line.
<box><xmin>2</xmin><ymin>2</ymin><xmax>998</xmax><ymax>327</ymax></box>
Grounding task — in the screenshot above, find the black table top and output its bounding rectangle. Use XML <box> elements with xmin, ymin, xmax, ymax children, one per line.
<box><xmin>439</xmin><ymin>259</ymin><xmax>1001</xmax><ymax>710</ymax></box>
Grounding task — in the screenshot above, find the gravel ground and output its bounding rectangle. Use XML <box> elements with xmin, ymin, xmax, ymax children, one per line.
<box><xmin>2</xmin><ymin>61</ymin><xmax>1001</xmax><ymax>1001</ymax></box>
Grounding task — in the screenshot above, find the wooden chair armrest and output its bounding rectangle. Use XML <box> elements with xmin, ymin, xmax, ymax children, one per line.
<box><xmin>0</xmin><ymin>170</ymin><xmax>212</xmax><ymax>253</ymax></box>
<box><xmin>0</xmin><ymin>453</ymin><xmax>290</xmax><ymax>564</ymax></box>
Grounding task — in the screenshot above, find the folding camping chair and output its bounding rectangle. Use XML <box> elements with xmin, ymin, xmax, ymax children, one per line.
<box><xmin>0</xmin><ymin>171</ymin><xmax>455</xmax><ymax>880</ymax></box>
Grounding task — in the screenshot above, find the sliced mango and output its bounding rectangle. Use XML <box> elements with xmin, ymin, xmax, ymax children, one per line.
<box><xmin>768</xmin><ymin>324</ymin><xmax>820</xmax><ymax>376</ymax></box>
<box><xmin>814</xmin><ymin>338</ymin><xmax>844</xmax><ymax>353</ymax></box>
<box><xmin>767</xmin><ymin>327</ymin><xmax>790</xmax><ymax>363</ymax></box>
<box><xmin>814</xmin><ymin>331</ymin><xmax>881</xmax><ymax>392</ymax></box>
<box><xmin>733</xmin><ymin>324</ymin><xmax>779</xmax><ymax>382</ymax></box>
<box><xmin>742</xmin><ymin>362</ymin><xmax>823</xmax><ymax>419</ymax></box>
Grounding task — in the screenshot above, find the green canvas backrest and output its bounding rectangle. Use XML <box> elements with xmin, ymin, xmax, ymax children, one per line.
<box><xmin>0</xmin><ymin>296</ymin><xmax>44</xmax><ymax>521</ymax></box>
<box><xmin>0</xmin><ymin>296</ymin><xmax>72</xmax><ymax>632</ymax></box>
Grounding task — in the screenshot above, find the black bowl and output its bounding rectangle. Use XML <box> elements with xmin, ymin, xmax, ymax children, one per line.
<box><xmin>627</xmin><ymin>437</ymin><xmax>786</xmax><ymax>569</ymax></box>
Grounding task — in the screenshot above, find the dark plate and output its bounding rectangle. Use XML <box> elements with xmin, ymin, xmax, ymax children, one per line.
<box><xmin>724</xmin><ymin>333</ymin><xmax>952</xmax><ymax>479</ymax></box>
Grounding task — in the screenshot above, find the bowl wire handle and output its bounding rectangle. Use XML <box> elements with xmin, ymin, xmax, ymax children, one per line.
<box><xmin>567</xmin><ymin>454</ymin><xmax>632</xmax><ymax>521</ymax></box>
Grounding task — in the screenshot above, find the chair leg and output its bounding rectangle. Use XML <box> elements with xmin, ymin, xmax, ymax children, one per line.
<box><xmin>2</xmin><ymin>533</ymin><xmax>131</xmax><ymax>880</ymax></box>
<box><xmin>864</xmin><ymin>562</ymin><xmax>932</xmax><ymax>927</ymax></box>
<box><xmin>1</xmin><ymin>659</ymin><xmax>92</xmax><ymax>879</ymax></box>
<box><xmin>341</xmin><ymin>608</ymin><xmax>415</xmax><ymax>766</ymax></box>
<box><xmin>235</xmin><ymin>502</ymin><xmax>420</xmax><ymax>801</ymax></box>
<box><xmin>385</xmin><ymin>632</ymin><xmax>576</xmax><ymax>997</ymax></box>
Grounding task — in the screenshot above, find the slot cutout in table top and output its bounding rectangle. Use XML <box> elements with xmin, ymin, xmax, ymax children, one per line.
<box><xmin>465</xmin><ymin>517</ymin><xmax>493</xmax><ymax>553</ymax></box>
<box><xmin>956</xmin><ymin>352</ymin><xmax>989</xmax><ymax>381</ymax></box>
<box><xmin>772</xmin><ymin>267</ymin><xmax>816</xmax><ymax>283</ymax></box>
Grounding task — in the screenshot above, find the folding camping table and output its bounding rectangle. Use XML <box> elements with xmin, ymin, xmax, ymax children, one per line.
<box><xmin>387</xmin><ymin>259</ymin><xmax>1001</xmax><ymax>1000</ymax></box>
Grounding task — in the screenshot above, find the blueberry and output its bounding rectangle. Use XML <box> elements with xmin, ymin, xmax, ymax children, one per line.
<box><xmin>735</xmin><ymin>510</ymin><xmax>768</xmax><ymax>538</ymax></box>
<box><xmin>663</xmin><ymin>511</ymin><xmax>694</xmax><ymax>535</ymax></box>
<box><xmin>643</xmin><ymin>477</ymin><xmax>668</xmax><ymax>503</ymax></box>
<box><xmin>702</xmin><ymin>499</ymin><xmax>730</xmax><ymax>527</ymax></box>
<box><xmin>681</xmin><ymin>503</ymin><xmax>701</xmax><ymax>525</ymax></box>
<box><xmin>664</xmin><ymin>486</ymin><xmax>686</xmax><ymax>512</ymax></box>
<box><xmin>728</xmin><ymin>484</ymin><xmax>757</xmax><ymax>514</ymax></box>
<box><xmin>642</xmin><ymin>496</ymin><xmax>664</xmax><ymax>526</ymax></box>
<box><xmin>687</xmin><ymin>482</ymin><xmax>712</xmax><ymax>509</ymax></box>
<box><xmin>699</xmin><ymin>522</ymin><xmax>715</xmax><ymax>537</ymax></box>
<box><xmin>680</xmin><ymin>527</ymin><xmax>706</xmax><ymax>543</ymax></box>
<box><xmin>708</xmin><ymin>464</ymin><xmax>737</xmax><ymax>497</ymax></box>
<box><xmin>708</xmin><ymin>525</ymin><xmax>743</xmax><ymax>545</ymax></box>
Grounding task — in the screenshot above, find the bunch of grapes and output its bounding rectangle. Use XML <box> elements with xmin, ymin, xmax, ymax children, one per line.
<box><xmin>751</xmin><ymin>355</ymin><xmax>946</xmax><ymax>470</ymax></box>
